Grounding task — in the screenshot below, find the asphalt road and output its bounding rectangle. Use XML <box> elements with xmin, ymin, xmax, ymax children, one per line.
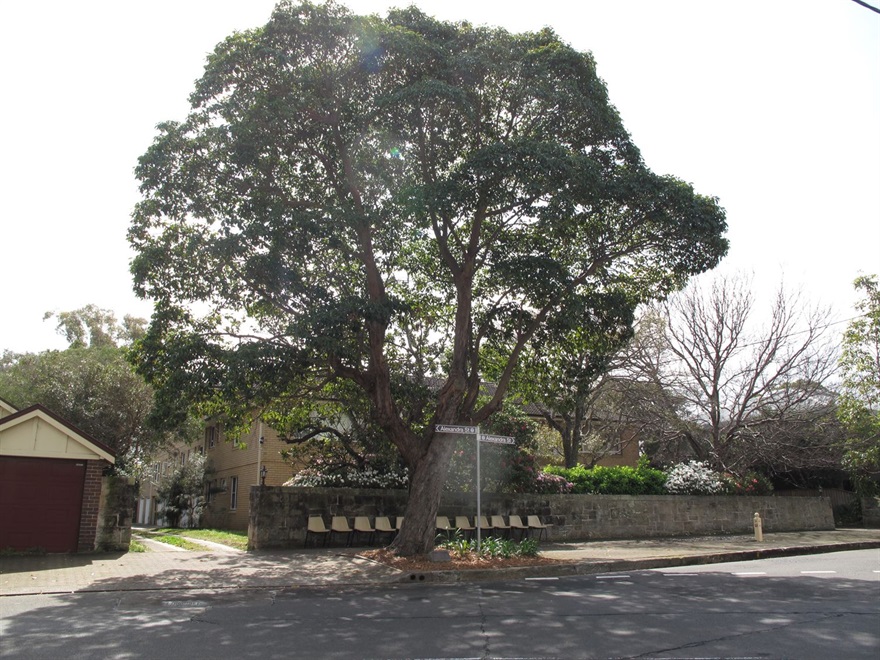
<box><xmin>1</xmin><ymin>549</ymin><xmax>877</xmax><ymax>659</ymax></box>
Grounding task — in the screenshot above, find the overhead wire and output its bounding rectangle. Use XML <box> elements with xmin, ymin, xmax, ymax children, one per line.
<box><xmin>851</xmin><ymin>0</ymin><xmax>880</xmax><ymax>15</ymax></box>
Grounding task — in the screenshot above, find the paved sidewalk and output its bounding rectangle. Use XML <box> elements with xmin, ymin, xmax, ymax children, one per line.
<box><xmin>1</xmin><ymin>529</ymin><xmax>878</xmax><ymax>596</ymax></box>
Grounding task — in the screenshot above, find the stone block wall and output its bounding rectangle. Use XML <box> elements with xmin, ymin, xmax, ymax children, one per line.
<box><xmin>862</xmin><ymin>496</ymin><xmax>880</xmax><ymax>528</ymax></box>
<box><xmin>248</xmin><ymin>486</ymin><xmax>835</xmax><ymax>550</ymax></box>
<box><xmin>95</xmin><ymin>475</ymin><xmax>137</xmax><ymax>552</ymax></box>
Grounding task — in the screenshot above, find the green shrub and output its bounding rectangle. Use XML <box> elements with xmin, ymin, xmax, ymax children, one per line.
<box><xmin>442</xmin><ymin>536</ymin><xmax>473</xmax><ymax>558</ymax></box>
<box><xmin>517</xmin><ymin>537</ymin><xmax>540</xmax><ymax>557</ymax></box>
<box><xmin>544</xmin><ymin>458</ymin><xmax>667</xmax><ymax>495</ymax></box>
<box><xmin>832</xmin><ymin>500</ymin><xmax>862</xmax><ymax>526</ymax></box>
<box><xmin>479</xmin><ymin>536</ymin><xmax>514</xmax><ymax>558</ymax></box>
<box><xmin>502</xmin><ymin>452</ymin><xmax>574</xmax><ymax>494</ymax></box>
<box><xmin>437</xmin><ymin>536</ymin><xmax>541</xmax><ymax>558</ymax></box>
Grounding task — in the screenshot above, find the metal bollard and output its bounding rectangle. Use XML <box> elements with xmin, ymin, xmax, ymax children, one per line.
<box><xmin>753</xmin><ymin>512</ymin><xmax>763</xmax><ymax>542</ymax></box>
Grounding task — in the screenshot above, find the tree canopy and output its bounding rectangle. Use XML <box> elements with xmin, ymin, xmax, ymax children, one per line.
<box><xmin>129</xmin><ymin>1</ymin><xmax>728</xmax><ymax>555</ymax></box>
<box><xmin>837</xmin><ymin>275</ymin><xmax>880</xmax><ymax>494</ymax></box>
<box><xmin>0</xmin><ymin>306</ymin><xmax>193</xmax><ymax>474</ymax></box>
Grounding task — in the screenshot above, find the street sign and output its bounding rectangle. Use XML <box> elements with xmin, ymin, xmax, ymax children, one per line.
<box><xmin>480</xmin><ymin>434</ymin><xmax>515</xmax><ymax>445</ymax></box>
<box><xmin>434</xmin><ymin>424</ymin><xmax>478</xmax><ymax>434</ymax></box>
<box><xmin>432</xmin><ymin>424</ymin><xmax>513</xmax><ymax>554</ymax></box>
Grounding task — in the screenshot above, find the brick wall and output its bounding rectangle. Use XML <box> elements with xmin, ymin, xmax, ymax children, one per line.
<box><xmin>248</xmin><ymin>486</ymin><xmax>835</xmax><ymax>549</ymax></box>
<box><xmin>77</xmin><ymin>460</ymin><xmax>106</xmax><ymax>552</ymax></box>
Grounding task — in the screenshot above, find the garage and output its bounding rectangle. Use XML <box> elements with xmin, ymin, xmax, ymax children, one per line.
<box><xmin>0</xmin><ymin>456</ymin><xmax>87</xmax><ymax>552</ymax></box>
<box><xmin>0</xmin><ymin>402</ymin><xmax>115</xmax><ymax>553</ymax></box>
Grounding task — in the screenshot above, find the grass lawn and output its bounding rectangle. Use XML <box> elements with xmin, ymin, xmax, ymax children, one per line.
<box><xmin>129</xmin><ymin>539</ymin><xmax>148</xmax><ymax>553</ymax></box>
<box><xmin>150</xmin><ymin>534</ymin><xmax>212</xmax><ymax>551</ymax></box>
<box><xmin>149</xmin><ymin>528</ymin><xmax>248</xmax><ymax>551</ymax></box>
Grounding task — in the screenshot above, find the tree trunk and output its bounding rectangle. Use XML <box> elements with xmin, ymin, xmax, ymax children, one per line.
<box><xmin>562</xmin><ymin>406</ymin><xmax>586</xmax><ymax>468</ymax></box>
<box><xmin>390</xmin><ymin>433</ymin><xmax>457</xmax><ymax>556</ymax></box>
<box><xmin>562</xmin><ymin>426</ymin><xmax>577</xmax><ymax>468</ymax></box>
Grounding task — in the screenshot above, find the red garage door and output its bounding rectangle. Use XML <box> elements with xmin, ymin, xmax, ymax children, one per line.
<box><xmin>0</xmin><ymin>456</ymin><xmax>86</xmax><ymax>552</ymax></box>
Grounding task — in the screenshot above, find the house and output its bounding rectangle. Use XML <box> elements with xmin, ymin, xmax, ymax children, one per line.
<box><xmin>576</xmin><ymin>425</ymin><xmax>641</xmax><ymax>468</ymax></box>
<box><xmin>479</xmin><ymin>382</ymin><xmax>642</xmax><ymax>469</ymax></box>
<box><xmin>0</xmin><ymin>396</ymin><xmax>16</xmax><ymax>419</ymax></box>
<box><xmin>0</xmin><ymin>398</ymin><xmax>117</xmax><ymax>552</ymax></box>
<box><xmin>200</xmin><ymin>417</ymin><xmax>294</xmax><ymax>530</ymax></box>
<box><xmin>135</xmin><ymin>442</ymin><xmax>200</xmax><ymax>527</ymax></box>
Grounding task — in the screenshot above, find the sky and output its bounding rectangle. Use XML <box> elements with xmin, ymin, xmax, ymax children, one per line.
<box><xmin>1</xmin><ymin>0</ymin><xmax>878</xmax><ymax>354</ymax></box>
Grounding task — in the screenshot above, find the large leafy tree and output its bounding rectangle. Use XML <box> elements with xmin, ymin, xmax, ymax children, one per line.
<box><xmin>129</xmin><ymin>1</ymin><xmax>727</xmax><ymax>555</ymax></box>
<box><xmin>837</xmin><ymin>275</ymin><xmax>880</xmax><ymax>494</ymax></box>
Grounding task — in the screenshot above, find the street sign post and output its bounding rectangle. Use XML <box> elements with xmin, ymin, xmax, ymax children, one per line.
<box><xmin>434</xmin><ymin>425</ymin><xmax>515</xmax><ymax>551</ymax></box>
<box><xmin>475</xmin><ymin>432</ymin><xmax>514</xmax><ymax>549</ymax></box>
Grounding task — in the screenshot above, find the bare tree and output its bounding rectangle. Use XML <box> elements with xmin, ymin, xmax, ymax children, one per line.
<box><xmin>602</xmin><ymin>311</ymin><xmax>697</xmax><ymax>465</ymax></box>
<box><xmin>653</xmin><ymin>273</ymin><xmax>839</xmax><ymax>473</ymax></box>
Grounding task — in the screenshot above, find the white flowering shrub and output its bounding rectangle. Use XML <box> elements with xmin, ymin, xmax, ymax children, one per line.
<box><xmin>285</xmin><ymin>465</ymin><xmax>408</xmax><ymax>490</ymax></box>
<box><xmin>664</xmin><ymin>461</ymin><xmax>725</xmax><ymax>495</ymax></box>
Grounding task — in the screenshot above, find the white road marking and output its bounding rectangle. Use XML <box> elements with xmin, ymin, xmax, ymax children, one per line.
<box><xmin>800</xmin><ymin>570</ymin><xmax>836</xmax><ymax>574</ymax></box>
<box><xmin>596</xmin><ymin>575</ymin><xmax>630</xmax><ymax>579</ymax></box>
<box><xmin>733</xmin><ymin>572</ymin><xmax>768</xmax><ymax>576</ymax></box>
<box><xmin>662</xmin><ymin>573</ymin><xmax>700</xmax><ymax>576</ymax></box>
<box><xmin>525</xmin><ymin>577</ymin><xmax>558</xmax><ymax>581</ymax></box>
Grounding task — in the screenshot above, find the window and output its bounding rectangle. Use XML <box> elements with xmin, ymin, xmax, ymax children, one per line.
<box><xmin>230</xmin><ymin>477</ymin><xmax>238</xmax><ymax>511</ymax></box>
<box><xmin>605</xmin><ymin>439</ymin><xmax>624</xmax><ymax>456</ymax></box>
<box><xmin>205</xmin><ymin>425</ymin><xmax>217</xmax><ymax>450</ymax></box>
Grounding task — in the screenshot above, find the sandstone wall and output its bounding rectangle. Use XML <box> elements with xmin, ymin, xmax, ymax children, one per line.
<box><xmin>248</xmin><ymin>486</ymin><xmax>835</xmax><ymax>549</ymax></box>
<box><xmin>862</xmin><ymin>496</ymin><xmax>880</xmax><ymax>528</ymax></box>
<box><xmin>95</xmin><ymin>475</ymin><xmax>137</xmax><ymax>552</ymax></box>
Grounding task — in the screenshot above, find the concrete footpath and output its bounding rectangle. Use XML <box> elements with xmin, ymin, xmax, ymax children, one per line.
<box><xmin>1</xmin><ymin>529</ymin><xmax>879</xmax><ymax>596</ymax></box>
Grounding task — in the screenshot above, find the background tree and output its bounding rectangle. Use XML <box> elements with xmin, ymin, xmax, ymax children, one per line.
<box><xmin>837</xmin><ymin>275</ymin><xmax>880</xmax><ymax>495</ymax></box>
<box><xmin>626</xmin><ymin>273</ymin><xmax>838</xmax><ymax>475</ymax></box>
<box><xmin>157</xmin><ymin>453</ymin><xmax>212</xmax><ymax>528</ymax></box>
<box><xmin>0</xmin><ymin>306</ymin><xmax>195</xmax><ymax>474</ymax></box>
<box><xmin>46</xmin><ymin>304</ymin><xmax>146</xmax><ymax>349</ymax></box>
<box><xmin>495</xmin><ymin>289</ymin><xmax>636</xmax><ymax>468</ymax></box>
<box><xmin>129</xmin><ymin>1</ymin><xmax>727</xmax><ymax>555</ymax></box>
